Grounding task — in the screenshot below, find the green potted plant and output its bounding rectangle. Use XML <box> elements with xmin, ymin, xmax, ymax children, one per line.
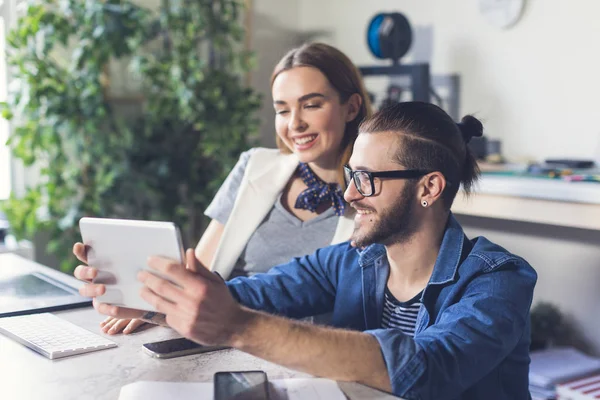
<box><xmin>0</xmin><ymin>0</ymin><xmax>260</xmax><ymax>271</ymax></box>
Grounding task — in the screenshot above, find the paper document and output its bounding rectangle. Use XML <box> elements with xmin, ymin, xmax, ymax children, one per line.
<box><xmin>119</xmin><ymin>378</ymin><xmax>346</xmax><ymax>400</ymax></box>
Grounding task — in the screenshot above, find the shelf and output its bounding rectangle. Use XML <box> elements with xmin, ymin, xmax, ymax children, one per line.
<box><xmin>475</xmin><ymin>175</ymin><xmax>600</xmax><ymax>205</ymax></box>
<box><xmin>451</xmin><ymin>176</ymin><xmax>600</xmax><ymax>231</ymax></box>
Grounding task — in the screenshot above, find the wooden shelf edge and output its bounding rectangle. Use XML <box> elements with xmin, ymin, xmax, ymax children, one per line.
<box><xmin>452</xmin><ymin>193</ymin><xmax>600</xmax><ymax>231</ymax></box>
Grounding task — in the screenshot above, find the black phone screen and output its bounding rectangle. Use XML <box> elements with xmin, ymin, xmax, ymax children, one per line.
<box><xmin>214</xmin><ymin>371</ymin><xmax>270</xmax><ymax>400</ymax></box>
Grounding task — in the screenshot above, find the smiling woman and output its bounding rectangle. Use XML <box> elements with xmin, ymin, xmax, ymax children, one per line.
<box><xmin>72</xmin><ymin>42</ymin><xmax>374</xmax><ymax>335</ymax></box>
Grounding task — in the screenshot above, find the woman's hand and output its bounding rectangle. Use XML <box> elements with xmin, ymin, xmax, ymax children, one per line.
<box><xmin>100</xmin><ymin>317</ymin><xmax>146</xmax><ymax>335</ymax></box>
<box><xmin>72</xmin><ymin>242</ymin><xmax>146</xmax><ymax>323</ymax></box>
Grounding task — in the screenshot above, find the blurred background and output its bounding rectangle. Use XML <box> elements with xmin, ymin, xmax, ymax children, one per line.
<box><xmin>1</xmin><ymin>2</ymin><xmax>599</xmax><ymax>397</ymax></box>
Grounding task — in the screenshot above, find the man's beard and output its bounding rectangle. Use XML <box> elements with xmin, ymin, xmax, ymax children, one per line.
<box><xmin>351</xmin><ymin>182</ymin><xmax>419</xmax><ymax>248</ymax></box>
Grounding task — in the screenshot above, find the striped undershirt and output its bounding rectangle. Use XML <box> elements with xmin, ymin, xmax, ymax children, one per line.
<box><xmin>381</xmin><ymin>287</ymin><xmax>423</xmax><ymax>336</ymax></box>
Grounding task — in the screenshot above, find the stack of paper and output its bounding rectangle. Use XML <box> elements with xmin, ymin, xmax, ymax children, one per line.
<box><xmin>119</xmin><ymin>378</ymin><xmax>346</xmax><ymax>400</ymax></box>
<box><xmin>529</xmin><ymin>347</ymin><xmax>600</xmax><ymax>400</ymax></box>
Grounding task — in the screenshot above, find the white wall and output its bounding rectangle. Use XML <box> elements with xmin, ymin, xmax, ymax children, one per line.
<box><xmin>298</xmin><ymin>0</ymin><xmax>600</xmax><ymax>162</ymax></box>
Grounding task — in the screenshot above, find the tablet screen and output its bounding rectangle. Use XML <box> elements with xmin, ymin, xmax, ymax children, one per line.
<box><xmin>0</xmin><ymin>273</ymin><xmax>72</xmax><ymax>306</ymax></box>
<box><xmin>0</xmin><ymin>269</ymin><xmax>90</xmax><ymax>317</ymax></box>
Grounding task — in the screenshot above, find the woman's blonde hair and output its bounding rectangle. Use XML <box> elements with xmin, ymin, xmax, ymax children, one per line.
<box><xmin>270</xmin><ymin>43</ymin><xmax>372</xmax><ymax>186</ymax></box>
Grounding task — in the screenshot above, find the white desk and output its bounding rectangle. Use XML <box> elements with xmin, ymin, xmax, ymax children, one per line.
<box><xmin>0</xmin><ymin>256</ymin><xmax>401</xmax><ymax>400</ymax></box>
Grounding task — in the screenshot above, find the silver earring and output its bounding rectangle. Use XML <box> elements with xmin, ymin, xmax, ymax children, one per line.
<box><xmin>421</xmin><ymin>200</ymin><xmax>428</xmax><ymax>207</ymax></box>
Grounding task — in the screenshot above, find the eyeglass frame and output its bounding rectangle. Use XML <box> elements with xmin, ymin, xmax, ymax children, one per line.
<box><xmin>343</xmin><ymin>164</ymin><xmax>435</xmax><ymax>197</ymax></box>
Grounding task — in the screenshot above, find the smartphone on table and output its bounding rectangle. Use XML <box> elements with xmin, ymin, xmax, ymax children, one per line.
<box><xmin>142</xmin><ymin>337</ymin><xmax>229</xmax><ymax>359</ymax></box>
<box><xmin>214</xmin><ymin>370</ymin><xmax>270</xmax><ymax>400</ymax></box>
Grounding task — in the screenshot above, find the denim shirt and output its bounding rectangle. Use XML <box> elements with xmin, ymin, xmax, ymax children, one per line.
<box><xmin>227</xmin><ymin>214</ymin><xmax>537</xmax><ymax>400</ymax></box>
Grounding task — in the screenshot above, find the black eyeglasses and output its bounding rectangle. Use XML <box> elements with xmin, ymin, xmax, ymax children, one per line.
<box><xmin>343</xmin><ymin>165</ymin><xmax>432</xmax><ymax>197</ymax></box>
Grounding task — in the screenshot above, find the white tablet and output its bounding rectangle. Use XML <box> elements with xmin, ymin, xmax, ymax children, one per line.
<box><xmin>79</xmin><ymin>217</ymin><xmax>185</xmax><ymax>312</ymax></box>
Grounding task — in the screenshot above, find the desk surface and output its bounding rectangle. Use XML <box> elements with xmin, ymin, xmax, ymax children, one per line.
<box><xmin>0</xmin><ymin>256</ymin><xmax>401</xmax><ymax>400</ymax></box>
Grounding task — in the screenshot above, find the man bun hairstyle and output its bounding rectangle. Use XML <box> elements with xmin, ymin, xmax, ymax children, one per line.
<box><xmin>457</xmin><ymin>115</ymin><xmax>483</xmax><ymax>143</ymax></box>
<box><xmin>358</xmin><ymin>102</ymin><xmax>482</xmax><ymax>209</ymax></box>
<box><xmin>456</xmin><ymin>115</ymin><xmax>483</xmax><ymax>198</ymax></box>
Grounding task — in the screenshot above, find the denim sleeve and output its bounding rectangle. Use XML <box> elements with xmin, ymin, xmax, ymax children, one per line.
<box><xmin>226</xmin><ymin>243</ymin><xmax>350</xmax><ymax>318</ymax></box>
<box><xmin>366</xmin><ymin>261</ymin><xmax>537</xmax><ymax>400</ymax></box>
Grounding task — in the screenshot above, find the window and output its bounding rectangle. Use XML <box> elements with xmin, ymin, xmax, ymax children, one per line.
<box><xmin>0</xmin><ymin>0</ymin><xmax>12</xmax><ymax>200</ymax></box>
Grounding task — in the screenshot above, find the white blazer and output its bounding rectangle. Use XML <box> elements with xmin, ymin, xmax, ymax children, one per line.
<box><xmin>209</xmin><ymin>148</ymin><xmax>355</xmax><ymax>279</ymax></box>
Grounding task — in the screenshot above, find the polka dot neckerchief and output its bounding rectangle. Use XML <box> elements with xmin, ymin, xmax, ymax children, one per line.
<box><xmin>294</xmin><ymin>163</ymin><xmax>345</xmax><ymax>216</ymax></box>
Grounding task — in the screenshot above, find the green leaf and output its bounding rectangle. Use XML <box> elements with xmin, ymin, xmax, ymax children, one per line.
<box><xmin>0</xmin><ymin>103</ymin><xmax>14</xmax><ymax>120</ymax></box>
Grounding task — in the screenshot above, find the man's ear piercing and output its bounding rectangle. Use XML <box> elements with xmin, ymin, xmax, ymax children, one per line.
<box><xmin>421</xmin><ymin>200</ymin><xmax>428</xmax><ymax>207</ymax></box>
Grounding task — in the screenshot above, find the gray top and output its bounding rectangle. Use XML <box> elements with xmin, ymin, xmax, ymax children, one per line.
<box><xmin>205</xmin><ymin>149</ymin><xmax>339</xmax><ymax>278</ymax></box>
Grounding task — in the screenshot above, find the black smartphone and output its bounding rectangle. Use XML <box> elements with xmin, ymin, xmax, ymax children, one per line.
<box><xmin>142</xmin><ymin>337</ymin><xmax>229</xmax><ymax>359</ymax></box>
<box><xmin>214</xmin><ymin>370</ymin><xmax>270</xmax><ymax>400</ymax></box>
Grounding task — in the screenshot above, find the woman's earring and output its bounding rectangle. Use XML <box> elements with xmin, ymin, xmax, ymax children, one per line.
<box><xmin>421</xmin><ymin>200</ymin><xmax>428</xmax><ymax>208</ymax></box>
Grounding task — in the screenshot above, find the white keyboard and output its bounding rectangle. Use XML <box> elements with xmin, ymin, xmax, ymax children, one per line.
<box><xmin>0</xmin><ymin>313</ymin><xmax>117</xmax><ymax>359</ymax></box>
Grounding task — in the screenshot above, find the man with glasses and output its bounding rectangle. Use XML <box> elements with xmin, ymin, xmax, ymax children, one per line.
<box><xmin>83</xmin><ymin>103</ymin><xmax>537</xmax><ymax>400</ymax></box>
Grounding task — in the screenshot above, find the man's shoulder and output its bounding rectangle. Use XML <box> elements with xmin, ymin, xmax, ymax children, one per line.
<box><xmin>314</xmin><ymin>241</ymin><xmax>359</xmax><ymax>260</ymax></box>
<box><xmin>306</xmin><ymin>241</ymin><xmax>362</xmax><ymax>273</ymax></box>
<box><xmin>466</xmin><ymin>236</ymin><xmax>535</xmax><ymax>276</ymax></box>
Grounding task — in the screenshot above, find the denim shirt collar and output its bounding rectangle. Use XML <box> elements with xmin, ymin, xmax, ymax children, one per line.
<box><xmin>358</xmin><ymin>213</ymin><xmax>467</xmax><ymax>330</ymax></box>
<box><xmin>428</xmin><ymin>213</ymin><xmax>465</xmax><ymax>285</ymax></box>
<box><xmin>356</xmin><ymin>243</ymin><xmax>386</xmax><ymax>267</ymax></box>
<box><xmin>357</xmin><ymin>213</ymin><xmax>466</xmax><ymax>285</ymax></box>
